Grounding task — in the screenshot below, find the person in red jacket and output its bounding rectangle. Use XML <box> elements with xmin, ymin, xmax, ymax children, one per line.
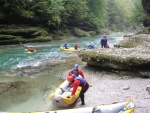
<box><xmin>67</xmin><ymin>76</ymin><xmax>89</xmax><ymax>106</ymax></box>
<box><xmin>27</xmin><ymin>47</ymin><xmax>35</xmax><ymax>52</ymax></box>
<box><xmin>68</xmin><ymin>64</ymin><xmax>85</xmax><ymax>78</ymax></box>
<box><xmin>74</xmin><ymin>43</ymin><xmax>80</xmax><ymax>50</ymax></box>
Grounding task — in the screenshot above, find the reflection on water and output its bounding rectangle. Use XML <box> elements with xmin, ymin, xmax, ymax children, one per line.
<box><xmin>0</xmin><ymin>33</ymin><xmax>124</xmax><ymax>112</ymax></box>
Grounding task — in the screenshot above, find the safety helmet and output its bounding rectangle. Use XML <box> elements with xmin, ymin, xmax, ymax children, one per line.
<box><xmin>74</xmin><ymin>64</ymin><xmax>79</xmax><ymax>68</ymax></box>
<box><xmin>67</xmin><ymin>76</ymin><xmax>74</xmax><ymax>82</ymax></box>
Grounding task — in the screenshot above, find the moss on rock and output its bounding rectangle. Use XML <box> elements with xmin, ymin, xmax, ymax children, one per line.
<box><xmin>0</xmin><ymin>25</ymin><xmax>52</xmax><ymax>45</ymax></box>
<box><xmin>72</xmin><ymin>27</ymin><xmax>91</xmax><ymax>37</ymax></box>
<box><xmin>115</xmin><ymin>34</ymin><xmax>150</xmax><ymax>48</ymax></box>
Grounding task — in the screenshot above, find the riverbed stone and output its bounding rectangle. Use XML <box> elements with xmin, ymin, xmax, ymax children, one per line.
<box><xmin>0</xmin><ymin>81</ymin><xmax>27</xmax><ymax>95</ymax></box>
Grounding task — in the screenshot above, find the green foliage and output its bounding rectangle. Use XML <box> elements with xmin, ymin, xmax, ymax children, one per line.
<box><xmin>30</xmin><ymin>0</ymin><xmax>66</xmax><ymax>28</ymax></box>
<box><xmin>65</xmin><ymin>0</ymin><xmax>89</xmax><ymax>19</ymax></box>
<box><xmin>0</xmin><ymin>0</ymin><xmax>144</xmax><ymax>36</ymax></box>
<box><xmin>0</xmin><ymin>34</ymin><xmax>23</xmax><ymax>40</ymax></box>
<box><xmin>87</xmin><ymin>0</ymin><xmax>107</xmax><ymax>28</ymax></box>
<box><xmin>131</xmin><ymin>0</ymin><xmax>148</xmax><ymax>24</ymax></box>
<box><xmin>0</xmin><ymin>12</ymin><xmax>4</xmax><ymax>19</ymax></box>
<box><xmin>105</xmin><ymin>0</ymin><xmax>136</xmax><ymax>31</ymax></box>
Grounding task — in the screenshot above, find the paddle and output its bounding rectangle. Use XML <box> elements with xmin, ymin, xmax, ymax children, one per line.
<box><xmin>20</xmin><ymin>42</ymin><xmax>40</xmax><ymax>51</ymax></box>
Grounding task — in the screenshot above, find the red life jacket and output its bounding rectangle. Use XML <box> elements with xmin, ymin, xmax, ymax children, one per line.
<box><xmin>28</xmin><ymin>48</ymin><xmax>34</xmax><ymax>51</ymax></box>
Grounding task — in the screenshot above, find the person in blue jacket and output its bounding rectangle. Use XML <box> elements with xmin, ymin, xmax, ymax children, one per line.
<box><xmin>88</xmin><ymin>42</ymin><xmax>94</xmax><ymax>49</ymax></box>
<box><xmin>100</xmin><ymin>35</ymin><xmax>107</xmax><ymax>48</ymax></box>
<box><xmin>63</xmin><ymin>42</ymin><xmax>69</xmax><ymax>49</ymax></box>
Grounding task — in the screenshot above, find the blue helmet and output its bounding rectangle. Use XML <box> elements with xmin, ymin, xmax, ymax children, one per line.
<box><xmin>74</xmin><ymin>64</ymin><xmax>79</xmax><ymax>68</ymax></box>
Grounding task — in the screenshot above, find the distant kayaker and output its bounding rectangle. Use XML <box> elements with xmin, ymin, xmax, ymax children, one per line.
<box><xmin>67</xmin><ymin>75</ymin><xmax>89</xmax><ymax>106</ymax></box>
<box><xmin>20</xmin><ymin>42</ymin><xmax>37</xmax><ymax>52</ymax></box>
<box><xmin>74</xmin><ymin>43</ymin><xmax>80</xmax><ymax>50</ymax></box>
<box><xmin>68</xmin><ymin>64</ymin><xmax>85</xmax><ymax>78</ymax></box>
<box><xmin>63</xmin><ymin>42</ymin><xmax>69</xmax><ymax>49</ymax></box>
<box><xmin>27</xmin><ymin>47</ymin><xmax>35</xmax><ymax>52</ymax></box>
<box><xmin>88</xmin><ymin>42</ymin><xmax>94</xmax><ymax>49</ymax></box>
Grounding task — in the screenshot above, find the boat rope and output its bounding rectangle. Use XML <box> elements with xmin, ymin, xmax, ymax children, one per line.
<box><xmin>60</xmin><ymin>87</ymin><xmax>65</xmax><ymax>93</ymax></box>
<box><xmin>92</xmin><ymin>106</ymin><xmax>101</xmax><ymax>113</ymax></box>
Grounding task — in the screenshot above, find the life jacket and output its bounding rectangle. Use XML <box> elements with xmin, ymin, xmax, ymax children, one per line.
<box><xmin>72</xmin><ymin>69</ymin><xmax>79</xmax><ymax>77</ymax></box>
<box><xmin>76</xmin><ymin>77</ymin><xmax>86</xmax><ymax>86</ymax></box>
<box><xmin>88</xmin><ymin>44</ymin><xmax>94</xmax><ymax>49</ymax></box>
<box><xmin>28</xmin><ymin>48</ymin><xmax>34</xmax><ymax>52</ymax></box>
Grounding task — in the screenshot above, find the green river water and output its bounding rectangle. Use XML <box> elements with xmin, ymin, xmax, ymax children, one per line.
<box><xmin>0</xmin><ymin>33</ymin><xmax>124</xmax><ymax>112</ymax></box>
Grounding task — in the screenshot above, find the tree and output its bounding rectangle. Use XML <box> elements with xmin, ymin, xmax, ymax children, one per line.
<box><xmin>131</xmin><ymin>0</ymin><xmax>148</xmax><ymax>25</ymax></box>
<box><xmin>87</xmin><ymin>0</ymin><xmax>107</xmax><ymax>29</ymax></box>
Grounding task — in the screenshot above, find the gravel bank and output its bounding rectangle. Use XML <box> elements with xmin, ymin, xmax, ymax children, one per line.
<box><xmin>61</xmin><ymin>65</ymin><xmax>150</xmax><ymax>113</ymax></box>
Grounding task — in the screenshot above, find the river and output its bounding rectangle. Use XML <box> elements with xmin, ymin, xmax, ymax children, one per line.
<box><xmin>0</xmin><ymin>33</ymin><xmax>124</xmax><ymax>112</ymax></box>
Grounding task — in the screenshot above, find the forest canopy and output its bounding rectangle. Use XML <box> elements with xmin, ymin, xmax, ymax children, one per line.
<box><xmin>0</xmin><ymin>0</ymin><xmax>148</xmax><ymax>33</ymax></box>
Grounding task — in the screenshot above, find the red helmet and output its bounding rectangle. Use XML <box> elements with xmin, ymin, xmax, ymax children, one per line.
<box><xmin>67</xmin><ymin>76</ymin><xmax>74</xmax><ymax>82</ymax></box>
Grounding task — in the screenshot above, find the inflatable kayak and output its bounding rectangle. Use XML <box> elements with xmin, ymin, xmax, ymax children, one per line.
<box><xmin>49</xmin><ymin>80</ymin><xmax>82</xmax><ymax>107</ymax></box>
<box><xmin>26</xmin><ymin>49</ymin><xmax>36</xmax><ymax>54</ymax></box>
<box><xmin>32</xmin><ymin>100</ymin><xmax>134</xmax><ymax>113</ymax></box>
<box><xmin>60</xmin><ymin>47</ymin><xmax>76</xmax><ymax>52</ymax></box>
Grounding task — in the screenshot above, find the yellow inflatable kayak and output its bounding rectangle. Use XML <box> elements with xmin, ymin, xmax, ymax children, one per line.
<box><xmin>26</xmin><ymin>49</ymin><xmax>36</xmax><ymax>54</ymax></box>
<box><xmin>32</xmin><ymin>100</ymin><xmax>135</xmax><ymax>113</ymax></box>
<box><xmin>49</xmin><ymin>80</ymin><xmax>82</xmax><ymax>107</ymax></box>
<box><xmin>60</xmin><ymin>47</ymin><xmax>76</xmax><ymax>52</ymax></box>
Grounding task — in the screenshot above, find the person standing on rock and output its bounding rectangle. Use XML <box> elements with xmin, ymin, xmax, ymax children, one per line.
<box><xmin>100</xmin><ymin>35</ymin><xmax>109</xmax><ymax>48</ymax></box>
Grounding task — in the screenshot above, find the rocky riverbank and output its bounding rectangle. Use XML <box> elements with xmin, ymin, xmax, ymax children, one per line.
<box><xmin>77</xmin><ymin>34</ymin><xmax>150</xmax><ymax>78</ymax></box>
<box><xmin>0</xmin><ymin>25</ymin><xmax>97</xmax><ymax>45</ymax></box>
<box><xmin>60</xmin><ymin>64</ymin><xmax>150</xmax><ymax>113</ymax></box>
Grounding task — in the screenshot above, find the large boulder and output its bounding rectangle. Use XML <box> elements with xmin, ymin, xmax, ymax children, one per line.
<box><xmin>77</xmin><ymin>34</ymin><xmax>150</xmax><ymax>77</ymax></box>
